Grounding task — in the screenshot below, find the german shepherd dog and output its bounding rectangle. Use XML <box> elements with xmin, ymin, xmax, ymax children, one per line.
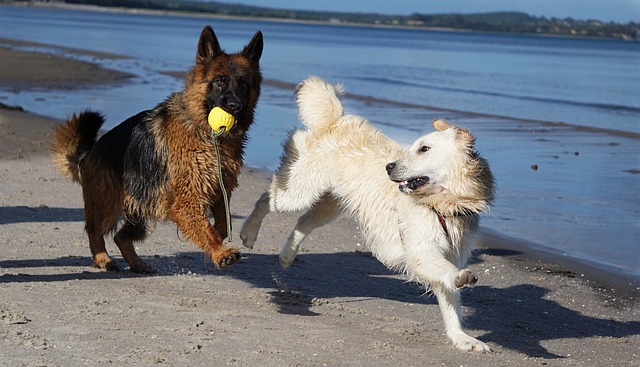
<box><xmin>51</xmin><ymin>26</ymin><xmax>263</xmax><ymax>273</ymax></box>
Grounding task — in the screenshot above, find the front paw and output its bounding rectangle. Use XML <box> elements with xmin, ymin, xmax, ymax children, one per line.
<box><xmin>279</xmin><ymin>251</ymin><xmax>295</xmax><ymax>269</ymax></box>
<box><xmin>455</xmin><ymin>269</ymin><xmax>478</xmax><ymax>289</ymax></box>
<box><xmin>451</xmin><ymin>332</ymin><xmax>491</xmax><ymax>353</ymax></box>
<box><xmin>214</xmin><ymin>248</ymin><xmax>241</xmax><ymax>269</ymax></box>
<box><xmin>239</xmin><ymin>224</ymin><xmax>257</xmax><ymax>249</ymax></box>
<box><xmin>239</xmin><ymin>233</ymin><xmax>255</xmax><ymax>249</ymax></box>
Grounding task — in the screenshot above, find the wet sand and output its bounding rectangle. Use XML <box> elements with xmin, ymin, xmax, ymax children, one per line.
<box><xmin>0</xmin><ymin>44</ymin><xmax>638</xmax><ymax>366</ymax></box>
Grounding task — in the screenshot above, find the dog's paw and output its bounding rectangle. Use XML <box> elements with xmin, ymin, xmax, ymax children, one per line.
<box><xmin>279</xmin><ymin>253</ymin><xmax>294</xmax><ymax>269</ymax></box>
<box><xmin>215</xmin><ymin>249</ymin><xmax>241</xmax><ymax>269</ymax></box>
<box><xmin>451</xmin><ymin>332</ymin><xmax>491</xmax><ymax>353</ymax></box>
<box><xmin>93</xmin><ymin>254</ymin><xmax>120</xmax><ymax>272</ymax></box>
<box><xmin>454</xmin><ymin>269</ymin><xmax>478</xmax><ymax>289</ymax></box>
<box><xmin>129</xmin><ymin>261</ymin><xmax>156</xmax><ymax>275</ymax></box>
<box><xmin>239</xmin><ymin>231</ymin><xmax>255</xmax><ymax>249</ymax></box>
<box><xmin>239</xmin><ymin>225</ymin><xmax>257</xmax><ymax>249</ymax></box>
<box><xmin>103</xmin><ymin>261</ymin><xmax>120</xmax><ymax>272</ymax></box>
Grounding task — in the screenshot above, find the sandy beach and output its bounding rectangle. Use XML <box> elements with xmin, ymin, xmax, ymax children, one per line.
<box><xmin>1</xmin><ymin>44</ymin><xmax>639</xmax><ymax>366</ymax></box>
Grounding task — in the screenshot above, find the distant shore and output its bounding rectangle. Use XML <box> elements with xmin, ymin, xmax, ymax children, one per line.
<box><xmin>5</xmin><ymin>1</ymin><xmax>637</xmax><ymax>42</ymax></box>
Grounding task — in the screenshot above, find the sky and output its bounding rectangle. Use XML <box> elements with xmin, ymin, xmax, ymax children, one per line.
<box><xmin>226</xmin><ymin>0</ymin><xmax>640</xmax><ymax>23</ymax></box>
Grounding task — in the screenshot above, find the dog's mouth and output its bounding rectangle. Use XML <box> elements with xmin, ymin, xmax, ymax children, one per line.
<box><xmin>394</xmin><ymin>177</ymin><xmax>429</xmax><ymax>193</ymax></box>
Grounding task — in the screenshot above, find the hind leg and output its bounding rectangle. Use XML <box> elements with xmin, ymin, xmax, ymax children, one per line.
<box><xmin>280</xmin><ymin>195</ymin><xmax>342</xmax><ymax>268</ymax></box>
<box><xmin>241</xmin><ymin>161</ymin><xmax>330</xmax><ymax>249</ymax></box>
<box><xmin>82</xmin><ymin>171</ymin><xmax>122</xmax><ymax>271</ymax></box>
<box><xmin>240</xmin><ymin>192</ymin><xmax>271</xmax><ymax>249</ymax></box>
<box><xmin>114</xmin><ymin>215</ymin><xmax>154</xmax><ymax>274</ymax></box>
<box><xmin>87</xmin><ymin>229</ymin><xmax>119</xmax><ymax>271</ymax></box>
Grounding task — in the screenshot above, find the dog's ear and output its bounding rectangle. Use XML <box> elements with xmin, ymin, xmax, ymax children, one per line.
<box><xmin>457</xmin><ymin>128</ymin><xmax>476</xmax><ymax>145</ymax></box>
<box><xmin>433</xmin><ymin>119</ymin><xmax>451</xmax><ymax>131</ymax></box>
<box><xmin>434</xmin><ymin>119</ymin><xmax>475</xmax><ymax>145</ymax></box>
<box><xmin>241</xmin><ymin>31</ymin><xmax>263</xmax><ymax>64</ymax></box>
<box><xmin>197</xmin><ymin>25</ymin><xmax>223</xmax><ymax>63</ymax></box>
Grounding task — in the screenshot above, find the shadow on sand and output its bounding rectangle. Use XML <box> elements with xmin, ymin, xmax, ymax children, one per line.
<box><xmin>1</xmin><ymin>247</ymin><xmax>637</xmax><ymax>358</ymax></box>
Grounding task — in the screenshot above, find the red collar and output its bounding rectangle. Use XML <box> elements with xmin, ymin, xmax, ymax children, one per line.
<box><xmin>432</xmin><ymin>208</ymin><xmax>468</xmax><ymax>238</ymax></box>
<box><xmin>434</xmin><ymin>209</ymin><xmax>450</xmax><ymax>237</ymax></box>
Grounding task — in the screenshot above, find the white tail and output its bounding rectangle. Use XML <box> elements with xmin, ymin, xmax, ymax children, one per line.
<box><xmin>295</xmin><ymin>76</ymin><xmax>344</xmax><ymax>129</ymax></box>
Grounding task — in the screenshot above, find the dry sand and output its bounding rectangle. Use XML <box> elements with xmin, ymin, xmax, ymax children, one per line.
<box><xmin>0</xmin><ymin>46</ymin><xmax>638</xmax><ymax>367</ymax></box>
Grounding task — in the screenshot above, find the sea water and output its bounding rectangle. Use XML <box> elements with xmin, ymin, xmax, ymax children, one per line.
<box><xmin>0</xmin><ymin>5</ymin><xmax>638</xmax><ymax>278</ymax></box>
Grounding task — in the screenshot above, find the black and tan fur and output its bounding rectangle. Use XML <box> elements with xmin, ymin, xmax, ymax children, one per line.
<box><xmin>51</xmin><ymin>26</ymin><xmax>263</xmax><ymax>272</ymax></box>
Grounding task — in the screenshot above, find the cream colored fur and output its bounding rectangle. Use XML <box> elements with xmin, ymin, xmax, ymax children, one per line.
<box><xmin>240</xmin><ymin>76</ymin><xmax>494</xmax><ymax>352</ymax></box>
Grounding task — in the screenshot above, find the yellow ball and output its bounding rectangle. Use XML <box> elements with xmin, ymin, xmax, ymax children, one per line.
<box><xmin>208</xmin><ymin>107</ymin><xmax>235</xmax><ymax>133</ymax></box>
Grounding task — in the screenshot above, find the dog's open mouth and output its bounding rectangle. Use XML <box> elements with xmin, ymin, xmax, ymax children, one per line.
<box><xmin>394</xmin><ymin>177</ymin><xmax>429</xmax><ymax>193</ymax></box>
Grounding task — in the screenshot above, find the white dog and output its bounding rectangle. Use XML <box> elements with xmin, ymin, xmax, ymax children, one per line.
<box><xmin>240</xmin><ymin>76</ymin><xmax>495</xmax><ymax>352</ymax></box>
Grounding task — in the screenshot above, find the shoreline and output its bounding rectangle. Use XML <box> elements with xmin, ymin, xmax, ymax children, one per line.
<box><xmin>477</xmin><ymin>228</ymin><xmax>639</xmax><ymax>292</ymax></box>
<box><xmin>0</xmin><ymin>38</ymin><xmax>134</xmax><ymax>90</ymax></box>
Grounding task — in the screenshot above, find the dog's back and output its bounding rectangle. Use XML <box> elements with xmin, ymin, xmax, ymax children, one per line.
<box><xmin>268</xmin><ymin>77</ymin><xmax>411</xmax><ymax>268</ymax></box>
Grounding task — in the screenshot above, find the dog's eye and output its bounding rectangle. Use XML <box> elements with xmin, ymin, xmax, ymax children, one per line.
<box><xmin>238</xmin><ymin>79</ymin><xmax>249</xmax><ymax>91</ymax></box>
<box><xmin>419</xmin><ymin>146</ymin><xmax>430</xmax><ymax>153</ymax></box>
<box><xmin>213</xmin><ymin>78</ymin><xmax>226</xmax><ymax>88</ymax></box>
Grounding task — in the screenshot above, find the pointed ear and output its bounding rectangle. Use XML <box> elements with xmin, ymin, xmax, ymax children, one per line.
<box><xmin>197</xmin><ymin>25</ymin><xmax>223</xmax><ymax>64</ymax></box>
<box><xmin>433</xmin><ymin>119</ymin><xmax>451</xmax><ymax>131</ymax></box>
<box><xmin>241</xmin><ymin>31</ymin><xmax>263</xmax><ymax>64</ymax></box>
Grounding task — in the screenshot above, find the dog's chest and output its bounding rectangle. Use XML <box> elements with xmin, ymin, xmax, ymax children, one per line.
<box><xmin>172</xmin><ymin>135</ymin><xmax>242</xmax><ymax>195</ymax></box>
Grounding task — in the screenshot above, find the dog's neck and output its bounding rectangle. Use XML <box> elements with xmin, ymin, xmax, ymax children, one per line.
<box><xmin>420</xmin><ymin>192</ymin><xmax>490</xmax><ymax>218</ymax></box>
<box><xmin>431</xmin><ymin>207</ymin><xmax>469</xmax><ymax>239</ymax></box>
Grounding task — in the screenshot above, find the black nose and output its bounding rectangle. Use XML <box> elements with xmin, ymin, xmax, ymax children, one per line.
<box><xmin>224</xmin><ymin>96</ymin><xmax>243</xmax><ymax>114</ymax></box>
<box><xmin>385</xmin><ymin>162</ymin><xmax>396</xmax><ymax>174</ymax></box>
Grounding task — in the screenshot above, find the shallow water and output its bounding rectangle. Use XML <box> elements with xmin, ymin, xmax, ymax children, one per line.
<box><xmin>0</xmin><ymin>5</ymin><xmax>638</xmax><ymax>278</ymax></box>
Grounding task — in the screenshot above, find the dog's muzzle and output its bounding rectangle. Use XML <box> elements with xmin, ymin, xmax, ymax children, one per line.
<box><xmin>386</xmin><ymin>162</ymin><xmax>430</xmax><ymax>194</ymax></box>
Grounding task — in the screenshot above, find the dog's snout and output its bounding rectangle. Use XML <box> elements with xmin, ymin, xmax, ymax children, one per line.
<box><xmin>385</xmin><ymin>162</ymin><xmax>396</xmax><ymax>175</ymax></box>
<box><xmin>224</xmin><ymin>96</ymin><xmax>243</xmax><ymax>114</ymax></box>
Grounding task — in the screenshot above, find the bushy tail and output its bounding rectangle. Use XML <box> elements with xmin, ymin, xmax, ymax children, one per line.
<box><xmin>295</xmin><ymin>76</ymin><xmax>344</xmax><ymax>130</ymax></box>
<box><xmin>51</xmin><ymin>110</ymin><xmax>105</xmax><ymax>183</ymax></box>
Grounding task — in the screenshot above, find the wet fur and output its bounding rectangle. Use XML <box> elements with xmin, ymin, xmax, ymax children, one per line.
<box><xmin>51</xmin><ymin>26</ymin><xmax>263</xmax><ymax>272</ymax></box>
<box><xmin>240</xmin><ymin>76</ymin><xmax>495</xmax><ymax>352</ymax></box>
